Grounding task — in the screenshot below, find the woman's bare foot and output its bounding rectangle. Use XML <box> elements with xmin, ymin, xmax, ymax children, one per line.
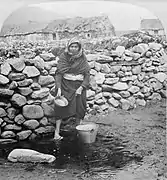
<box><xmin>53</xmin><ymin>131</ymin><xmax>63</xmax><ymax>141</ymax></box>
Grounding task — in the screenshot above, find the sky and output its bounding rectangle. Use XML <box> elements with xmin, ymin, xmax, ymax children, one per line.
<box><xmin>0</xmin><ymin>0</ymin><xmax>167</xmax><ymax>33</ymax></box>
<box><xmin>28</xmin><ymin>1</ymin><xmax>157</xmax><ymax>31</ymax></box>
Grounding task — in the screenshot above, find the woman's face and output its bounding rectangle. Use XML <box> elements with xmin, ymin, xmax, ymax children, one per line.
<box><xmin>69</xmin><ymin>43</ymin><xmax>80</xmax><ymax>54</ymax></box>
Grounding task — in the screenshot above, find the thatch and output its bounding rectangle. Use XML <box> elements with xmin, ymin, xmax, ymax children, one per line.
<box><xmin>140</xmin><ymin>19</ymin><xmax>164</xmax><ymax>30</ymax></box>
<box><xmin>43</xmin><ymin>16</ymin><xmax>115</xmax><ymax>34</ymax></box>
<box><xmin>0</xmin><ymin>16</ymin><xmax>115</xmax><ymax>37</ymax></box>
<box><xmin>0</xmin><ymin>21</ymin><xmax>50</xmax><ymax>37</ymax></box>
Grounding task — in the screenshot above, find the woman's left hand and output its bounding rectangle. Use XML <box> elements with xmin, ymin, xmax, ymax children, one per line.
<box><xmin>75</xmin><ymin>86</ymin><xmax>83</xmax><ymax>96</ymax></box>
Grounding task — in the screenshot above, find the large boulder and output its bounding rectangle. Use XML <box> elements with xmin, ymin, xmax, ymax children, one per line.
<box><xmin>112</xmin><ymin>92</ymin><xmax>122</xmax><ymax>100</ymax></box>
<box><xmin>0</xmin><ymin>108</ymin><xmax>7</xmax><ymax>117</ymax></box>
<box><xmin>1</xmin><ymin>131</ymin><xmax>16</xmax><ymax>138</ymax></box>
<box><xmin>96</xmin><ymin>54</ymin><xmax>113</xmax><ymax>63</ymax></box>
<box><xmin>31</xmin><ymin>88</ymin><xmax>50</xmax><ymax>99</ymax></box>
<box><xmin>8</xmin><ymin>58</ymin><xmax>25</xmax><ymax>72</ymax></box>
<box><xmin>17</xmin><ymin>130</ymin><xmax>32</xmax><ymax>140</ymax></box>
<box><xmin>159</xmin><ymin>63</ymin><xmax>167</xmax><ymax>72</ymax></box>
<box><xmin>30</xmin><ymin>82</ymin><xmax>41</xmax><ymax>90</ymax></box>
<box><xmin>148</xmin><ymin>42</ymin><xmax>162</xmax><ymax>51</ymax></box>
<box><xmin>154</xmin><ymin>72</ymin><xmax>167</xmax><ymax>83</ymax></box>
<box><xmin>7</xmin><ymin>107</ymin><xmax>17</xmax><ymax>120</ymax></box>
<box><xmin>38</xmin><ymin>75</ymin><xmax>55</xmax><ymax>86</ymax></box>
<box><xmin>136</xmin><ymin>99</ymin><xmax>146</xmax><ymax>106</ymax></box>
<box><xmin>0</xmin><ymin>75</ymin><xmax>9</xmax><ymax>85</ymax></box>
<box><xmin>148</xmin><ymin>78</ymin><xmax>163</xmax><ymax>91</ymax></box>
<box><xmin>0</xmin><ymin>118</ymin><xmax>3</xmax><ymax>125</ymax></box>
<box><xmin>90</xmin><ymin>69</ymin><xmax>97</xmax><ymax>76</ymax></box>
<box><xmin>34</xmin><ymin>127</ymin><xmax>48</xmax><ymax>134</ymax></box>
<box><xmin>4</xmin><ymin>124</ymin><xmax>22</xmax><ymax>131</ymax></box>
<box><xmin>88</xmin><ymin>61</ymin><xmax>95</xmax><ymax>68</ymax></box>
<box><xmin>40</xmin><ymin>53</ymin><xmax>55</xmax><ymax>61</ymax></box>
<box><xmin>0</xmin><ymin>139</ymin><xmax>17</xmax><ymax>144</ymax></box>
<box><xmin>94</xmin><ymin>62</ymin><xmax>102</xmax><ymax>71</ymax></box>
<box><xmin>86</xmin><ymin>54</ymin><xmax>99</xmax><ymax>61</ymax></box>
<box><xmin>119</xmin><ymin>91</ymin><xmax>131</xmax><ymax>98</ymax></box>
<box><xmin>94</xmin><ymin>72</ymin><xmax>105</xmax><ymax>85</ymax></box>
<box><xmin>44</xmin><ymin>61</ymin><xmax>57</xmax><ymax>70</ymax></box>
<box><xmin>22</xmin><ymin>105</ymin><xmax>44</xmax><ymax>119</ymax></box>
<box><xmin>95</xmin><ymin>98</ymin><xmax>105</xmax><ymax>105</ymax></box>
<box><xmin>49</xmin><ymin>67</ymin><xmax>57</xmax><ymax>75</ymax></box>
<box><xmin>23</xmin><ymin>120</ymin><xmax>40</xmax><ymax>130</ymax></box>
<box><xmin>18</xmin><ymin>87</ymin><xmax>33</xmax><ymax>96</ymax></box>
<box><xmin>1</xmin><ymin>62</ymin><xmax>12</xmax><ymax>76</ymax></box>
<box><xmin>33</xmin><ymin>56</ymin><xmax>45</xmax><ymax>70</ymax></box>
<box><xmin>128</xmin><ymin>86</ymin><xmax>140</xmax><ymax>94</ymax></box>
<box><xmin>132</xmin><ymin>43</ymin><xmax>149</xmax><ymax>54</ymax></box>
<box><xmin>8</xmin><ymin>72</ymin><xmax>26</xmax><ymax>81</ymax></box>
<box><xmin>39</xmin><ymin>117</ymin><xmax>48</xmax><ymax>126</ymax></box>
<box><xmin>14</xmin><ymin>114</ymin><xmax>26</xmax><ymax>125</ymax></box>
<box><xmin>148</xmin><ymin>93</ymin><xmax>162</xmax><ymax>101</ymax></box>
<box><xmin>34</xmin><ymin>126</ymin><xmax>54</xmax><ymax>134</ymax></box>
<box><xmin>108</xmin><ymin>97</ymin><xmax>119</xmax><ymax>107</ymax></box>
<box><xmin>101</xmin><ymin>84</ymin><xmax>113</xmax><ymax>92</ymax></box>
<box><xmin>86</xmin><ymin>90</ymin><xmax>96</xmax><ymax>100</ymax></box>
<box><xmin>132</xmin><ymin>65</ymin><xmax>141</xmax><ymax>75</ymax></box>
<box><xmin>0</xmin><ymin>88</ymin><xmax>14</xmax><ymax>97</ymax></box>
<box><xmin>23</xmin><ymin>66</ymin><xmax>40</xmax><ymax>78</ymax></box>
<box><xmin>3</xmin><ymin>117</ymin><xmax>14</xmax><ymax>124</ymax></box>
<box><xmin>9</xmin><ymin>81</ymin><xmax>18</xmax><ymax>90</ymax></box>
<box><xmin>120</xmin><ymin>99</ymin><xmax>131</xmax><ymax>110</ymax></box>
<box><xmin>128</xmin><ymin>96</ymin><xmax>136</xmax><ymax>107</ymax></box>
<box><xmin>112</xmin><ymin>82</ymin><xmax>129</xmax><ymax>91</ymax></box>
<box><xmin>8</xmin><ymin>149</ymin><xmax>56</xmax><ymax>163</ymax></box>
<box><xmin>11</xmin><ymin>94</ymin><xmax>27</xmax><ymax>107</ymax></box>
<box><xmin>17</xmin><ymin>79</ymin><xmax>33</xmax><ymax>87</ymax></box>
<box><xmin>89</xmin><ymin>76</ymin><xmax>98</xmax><ymax>90</ymax></box>
<box><xmin>95</xmin><ymin>92</ymin><xmax>103</xmax><ymax>100</ymax></box>
<box><xmin>115</xmin><ymin>46</ymin><xmax>125</xmax><ymax>57</ymax></box>
<box><xmin>110</xmin><ymin>65</ymin><xmax>122</xmax><ymax>73</ymax></box>
<box><xmin>105</xmin><ymin>77</ymin><xmax>119</xmax><ymax>85</ymax></box>
<box><xmin>41</xmin><ymin>103</ymin><xmax>55</xmax><ymax>117</ymax></box>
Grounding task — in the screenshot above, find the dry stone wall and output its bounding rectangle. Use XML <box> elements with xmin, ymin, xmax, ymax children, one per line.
<box><xmin>0</xmin><ymin>40</ymin><xmax>167</xmax><ymax>142</ymax></box>
<box><xmin>86</xmin><ymin>42</ymin><xmax>167</xmax><ymax>113</ymax></box>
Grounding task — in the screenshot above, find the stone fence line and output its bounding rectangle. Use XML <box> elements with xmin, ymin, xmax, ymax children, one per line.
<box><xmin>0</xmin><ymin>40</ymin><xmax>166</xmax><ymax>142</ymax></box>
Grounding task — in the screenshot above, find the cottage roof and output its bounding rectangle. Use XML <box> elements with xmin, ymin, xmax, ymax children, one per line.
<box><xmin>43</xmin><ymin>16</ymin><xmax>115</xmax><ymax>34</ymax></box>
<box><xmin>0</xmin><ymin>15</ymin><xmax>115</xmax><ymax>36</ymax></box>
<box><xmin>140</xmin><ymin>19</ymin><xmax>164</xmax><ymax>30</ymax></box>
<box><xmin>0</xmin><ymin>21</ymin><xmax>49</xmax><ymax>36</ymax></box>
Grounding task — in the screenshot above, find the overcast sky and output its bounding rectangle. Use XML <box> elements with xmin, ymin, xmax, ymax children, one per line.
<box><xmin>0</xmin><ymin>0</ymin><xmax>167</xmax><ymax>33</ymax></box>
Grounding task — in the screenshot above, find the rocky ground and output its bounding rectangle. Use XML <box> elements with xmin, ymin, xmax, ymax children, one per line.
<box><xmin>0</xmin><ymin>99</ymin><xmax>166</xmax><ymax>180</ymax></box>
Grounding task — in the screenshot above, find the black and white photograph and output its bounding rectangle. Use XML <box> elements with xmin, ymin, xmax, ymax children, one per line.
<box><xmin>0</xmin><ymin>0</ymin><xmax>166</xmax><ymax>179</ymax></box>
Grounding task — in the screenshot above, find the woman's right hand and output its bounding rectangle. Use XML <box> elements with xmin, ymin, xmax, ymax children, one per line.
<box><xmin>57</xmin><ymin>88</ymin><xmax>61</xmax><ymax>97</ymax></box>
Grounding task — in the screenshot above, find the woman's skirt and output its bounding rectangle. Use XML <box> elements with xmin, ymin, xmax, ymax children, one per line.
<box><xmin>54</xmin><ymin>78</ymin><xmax>87</xmax><ymax>121</ymax></box>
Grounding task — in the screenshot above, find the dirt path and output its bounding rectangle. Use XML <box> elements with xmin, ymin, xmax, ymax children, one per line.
<box><xmin>0</xmin><ymin>100</ymin><xmax>166</xmax><ymax>180</ymax></box>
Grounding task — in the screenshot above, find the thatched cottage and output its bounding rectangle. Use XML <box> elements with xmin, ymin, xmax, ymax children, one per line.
<box><xmin>0</xmin><ymin>16</ymin><xmax>116</xmax><ymax>42</ymax></box>
<box><xmin>0</xmin><ymin>21</ymin><xmax>53</xmax><ymax>42</ymax></box>
<box><xmin>140</xmin><ymin>19</ymin><xmax>166</xmax><ymax>38</ymax></box>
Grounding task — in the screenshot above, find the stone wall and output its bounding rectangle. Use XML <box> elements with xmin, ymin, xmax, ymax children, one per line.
<box><xmin>86</xmin><ymin>42</ymin><xmax>167</xmax><ymax>114</ymax></box>
<box><xmin>0</xmin><ymin>40</ymin><xmax>167</xmax><ymax>142</ymax></box>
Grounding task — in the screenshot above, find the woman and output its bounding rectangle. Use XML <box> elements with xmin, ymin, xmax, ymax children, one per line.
<box><xmin>54</xmin><ymin>37</ymin><xmax>90</xmax><ymax>140</ymax></box>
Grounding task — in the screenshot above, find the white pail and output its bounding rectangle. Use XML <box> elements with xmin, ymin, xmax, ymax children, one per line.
<box><xmin>76</xmin><ymin>122</ymin><xmax>99</xmax><ymax>143</ymax></box>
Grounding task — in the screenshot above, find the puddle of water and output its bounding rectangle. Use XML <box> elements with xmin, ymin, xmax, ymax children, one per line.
<box><xmin>0</xmin><ymin>129</ymin><xmax>143</xmax><ymax>171</ymax></box>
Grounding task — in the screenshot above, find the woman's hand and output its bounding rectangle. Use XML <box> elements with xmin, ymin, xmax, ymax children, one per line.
<box><xmin>75</xmin><ymin>86</ymin><xmax>83</xmax><ymax>96</ymax></box>
<box><xmin>57</xmin><ymin>88</ymin><xmax>61</xmax><ymax>97</ymax></box>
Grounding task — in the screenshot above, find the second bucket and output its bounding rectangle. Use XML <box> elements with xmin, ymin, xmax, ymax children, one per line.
<box><xmin>76</xmin><ymin>122</ymin><xmax>99</xmax><ymax>144</ymax></box>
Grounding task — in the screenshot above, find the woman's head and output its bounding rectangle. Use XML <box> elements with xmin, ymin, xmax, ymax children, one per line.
<box><xmin>68</xmin><ymin>42</ymin><xmax>81</xmax><ymax>55</ymax></box>
<box><xmin>66</xmin><ymin>37</ymin><xmax>82</xmax><ymax>55</ymax></box>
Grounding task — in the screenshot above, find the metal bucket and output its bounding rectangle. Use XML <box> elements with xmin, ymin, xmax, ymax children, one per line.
<box><xmin>76</xmin><ymin>122</ymin><xmax>99</xmax><ymax>144</ymax></box>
